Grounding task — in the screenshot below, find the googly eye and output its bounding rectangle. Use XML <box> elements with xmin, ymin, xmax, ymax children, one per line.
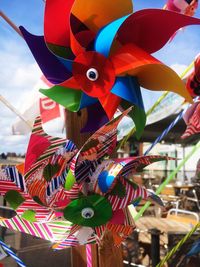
<box><xmin>86</xmin><ymin>68</ymin><xmax>99</xmax><ymax>81</ymax></box>
<box><xmin>81</xmin><ymin>208</ymin><xmax>94</xmax><ymax>219</ymax></box>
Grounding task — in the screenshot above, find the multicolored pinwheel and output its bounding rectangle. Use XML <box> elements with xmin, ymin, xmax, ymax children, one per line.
<box><xmin>165</xmin><ymin>0</ymin><xmax>198</xmax><ymax>16</ymax></box>
<box><xmin>0</xmin><ymin>109</ymin><xmax>172</xmax><ymax>247</ymax></box>
<box><xmin>181</xmin><ymin>100</ymin><xmax>200</xmax><ymax>138</ymax></box>
<box><xmin>19</xmin><ymin>0</ymin><xmax>200</xmax><ymax>137</ymax></box>
<box><xmin>186</xmin><ymin>54</ymin><xmax>200</xmax><ymax>97</ymax></box>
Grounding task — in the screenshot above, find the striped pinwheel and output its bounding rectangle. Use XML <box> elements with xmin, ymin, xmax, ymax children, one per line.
<box><xmin>19</xmin><ymin>0</ymin><xmax>200</xmax><ymax>137</ymax></box>
<box><xmin>0</xmin><ymin>110</ymin><xmax>171</xmax><ymax>248</ymax></box>
<box><xmin>181</xmin><ymin>100</ymin><xmax>200</xmax><ymax>138</ymax></box>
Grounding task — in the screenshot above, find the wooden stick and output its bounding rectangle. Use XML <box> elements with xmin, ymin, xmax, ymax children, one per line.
<box><xmin>0</xmin><ymin>10</ymin><xmax>23</xmax><ymax>38</ymax></box>
<box><xmin>0</xmin><ymin>94</ymin><xmax>32</xmax><ymax>129</ymax></box>
<box><xmin>66</xmin><ymin>109</ymin><xmax>124</xmax><ymax>267</ymax></box>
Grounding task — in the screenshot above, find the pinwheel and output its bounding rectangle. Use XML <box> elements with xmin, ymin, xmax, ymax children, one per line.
<box><xmin>19</xmin><ymin>0</ymin><xmax>200</xmax><ymax>138</ymax></box>
<box><xmin>0</xmin><ymin>109</ymin><xmax>172</xmax><ymax>247</ymax></box>
<box><xmin>165</xmin><ymin>0</ymin><xmax>198</xmax><ymax>16</ymax></box>
<box><xmin>181</xmin><ymin>100</ymin><xmax>200</xmax><ymax>138</ymax></box>
<box><xmin>186</xmin><ymin>54</ymin><xmax>200</xmax><ymax>97</ymax></box>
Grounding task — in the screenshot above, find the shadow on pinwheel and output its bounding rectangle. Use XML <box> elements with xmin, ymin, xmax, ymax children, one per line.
<box><xmin>0</xmin><ymin>109</ymin><xmax>174</xmax><ymax>249</ymax></box>
<box><xmin>18</xmin><ymin>0</ymin><xmax>200</xmax><ymax>138</ymax></box>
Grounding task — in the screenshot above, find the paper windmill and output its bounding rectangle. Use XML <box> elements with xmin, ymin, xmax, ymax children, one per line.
<box><xmin>0</xmin><ymin>109</ymin><xmax>173</xmax><ymax>248</ymax></box>
<box><xmin>165</xmin><ymin>0</ymin><xmax>198</xmax><ymax>16</ymax></box>
<box><xmin>186</xmin><ymin>54</ymin><xmax>200</xmax><ymax>97</ymax></box>
<box><xmin>19</xmin><ymin>0</ymin><xmax>200</xmax><ymax>137</ymax></box>
<box><xmin>181</xmin><ymin>100</ymin><xmax>200</xmax><ymax>138</ymax></box>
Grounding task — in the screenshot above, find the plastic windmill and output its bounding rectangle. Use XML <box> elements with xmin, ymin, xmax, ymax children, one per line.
<box><xmin>18</xmin><ymin>0</ymin><xmax>200</xmax><ymax>138</ymax></box>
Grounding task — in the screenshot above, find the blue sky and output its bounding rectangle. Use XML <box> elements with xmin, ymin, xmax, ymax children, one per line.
<box><xmin>1</xmin><ymin>0</ymin><xmax>200</xmax><ymax>153</ymax></box>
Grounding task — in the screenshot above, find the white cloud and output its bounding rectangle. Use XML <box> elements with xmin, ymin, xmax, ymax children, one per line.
<box><xmin>0</xmin><ymin>39</ymin><xmax>42</xmax><ymax>153</ymax></box>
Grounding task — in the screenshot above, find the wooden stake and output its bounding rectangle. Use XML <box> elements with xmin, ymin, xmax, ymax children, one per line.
<box><xmin>66</xmin><ymin>109</ymin><xmax>123</xmax><ymax>267</ymax></box>
<box><xmin>0</xmin><ymin>94</ymin><xmax>32</xmax><ymax>129</ymax></box>
<box><xmin>0</xmin><ymin>11</ymin><xmax>23</xmax><ymax>38</ymax></box>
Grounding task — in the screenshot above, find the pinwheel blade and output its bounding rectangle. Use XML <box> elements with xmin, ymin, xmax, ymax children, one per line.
<box><xmin>94</xmin><ymin>15</ymin><xmax>129</xmax><ymax>57</ymax></box>
<box><xmin>19</xmin><ymin>27</ymin><xmax>72</xmax><ymax>84</ymax></box>
<box><xmin>80</xmin><ymin>102</ymin><xmax>109</xmax><ymax>132</ymax></box>
<box><xmin>111</xmin><ymin>44</ymin><xmax>192</xmax><ymax>103</ymax></box>
<box><xmin>44</xmin><ymin>0</ymin><xmax>75</xmax><ymax>56</ymax></box>
<box><xmin>71</xmin><ymin>0</ymin><xmax>133</xmax><ymax>33</ymax></box>
<box><xmin>117</xmin><ymin>9</ymin><xmax>200</xmax><ymax>54</ymax></box>
<box><xmin>98</xmin><ymin>93</ymin><xmax>121</xmax><ymax>120</ymax></box>
<box><xmin>40</xmin><ymin>86</ymin><xmax>82</xmax><ymax>112</ymax></box>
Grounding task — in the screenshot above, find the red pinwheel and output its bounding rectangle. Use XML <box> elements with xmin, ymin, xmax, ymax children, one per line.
<box><xmin>19</xmin><ymin>0</ymin><xmax>200</xmax><ymax>137</ymax></box>
<box><xmin>186</xmin><ymin>54</ymin><xmax>200</xmax><ymax>97</ymax></box>
<box><xmin>165</xmin><ymin>0</ymin><xmax>198</xmax><ymax>16</ymax></box>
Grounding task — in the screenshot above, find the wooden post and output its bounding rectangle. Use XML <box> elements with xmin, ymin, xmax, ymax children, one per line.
<box><xmin>66</xmin><ymin>109</ymin><xmax>123</xmax><ymax>267</ymax></box>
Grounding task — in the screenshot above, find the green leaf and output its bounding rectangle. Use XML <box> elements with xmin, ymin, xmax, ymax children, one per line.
<box><xmin>43</xmin><ymin>163</ymin><xmax>60</xmax><ymax>182</ymax></box>
<box><xmin>65</xmin><ymin>170</ymin><xmax>76</xmax><ymax>190</ymax></box>
<box><xmin>33</xmin><ymin>196</ymin><xmax>46</xmax><ymax>206</ymax></box>
<box><xmin>5</xmin><ymin>190</ymin><xmax>25</xmax><ymax>210</ymax></box>
<box><xmin>21</xmin><ymin>210</ymin><xmax>37</xmax><ymax>222</ymax></box>
<box><xmin>110</xmin><ymin>181</ymin><xmax>126</xmax><ymax>198</ymax></box>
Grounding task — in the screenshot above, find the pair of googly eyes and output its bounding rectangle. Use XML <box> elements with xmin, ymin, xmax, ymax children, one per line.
<box><xmin>86</xmin><ymin>68</ymin><xmax>99</xmax><ymax>81</ymax></box>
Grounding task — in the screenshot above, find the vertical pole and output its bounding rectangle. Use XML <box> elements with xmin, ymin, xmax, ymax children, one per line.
<box><xmin>164</xmin><ymin>153</ymin><xmax>168</xmax><ymax>179</ymax></box>
<box><xmin>149</xmin><ymin>228</ymin><xmax>161</xmax><ymax>267</ymax></box>
<box><xmin>182</xmin><ymin>145</ymin><xmax>186</xmax><ymax>182</ymax></box>
<box><xmin>175</xmin><ymin>146</ymin><xmax>178</xmax><ymax>179</ymax></box>
<box><xmin>66</xmin><ymin>109</ymin><xmax>123</xmax><ymax>267</ymax></box>
<box><xmin>138</xmin><ymin>143</ymin><xmax>143</xmax><ymax>156</ymax></box>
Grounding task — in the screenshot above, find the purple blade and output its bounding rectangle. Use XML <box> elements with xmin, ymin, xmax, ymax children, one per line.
<box><xmin>20</xmin><ymin>26</ymin><xmax>72</xmax><ymax>84</ymax></box>
<box><xmin>81</xmin><ymin>102</ymin><xmax>109</xmax><ymax>133</ymax></box>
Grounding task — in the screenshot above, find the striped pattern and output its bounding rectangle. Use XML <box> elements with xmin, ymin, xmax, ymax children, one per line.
<box><xmin>86</xmin><ymin>244</ymin><xmax>92</xmax><ymax>267</ymax></box>
<box><xmin>108</xmin><ymin>177</ymin><xmax>148</xmax><ymax>211</ymax></box>
<box><xmin>0</xmin><ymin>240</ymin><xmax>26</xmax><ymax>267</ymax></box>
<box><xmin>71</xmin><ymin>109</ymin><xmax>131</xmax><ymax>183</ymax></box>
<box><xmin>182</xmin><ymin>102</ymin><xmax>200</xmax><ymax>139</ymax></box>
<box><xmin>24</xmin><ymin>116</ymin><xmax>76</xmax><ymax>205</ymax></box>
<box><xmin>46</xmin><ymin>169</ymin><xmax>67</xmax><ymax>197</ymax></box>
<box><xmin>0</xmin><ymin>215</ymin><xmax>73</xmax><ymax>243</ymax></box>
<box><xmin>118</xmin><ymin>155</ymin><xmax>172</xmax><ymax>177</ymax></box>
<box><xmin>144</xmin><ymin>111</ymin><xmax>184</xmax><ymax>155</ymax></box>
<box><xmin>106</xmin><ymin>222</ymin><xmax>134</xmax><ymax>236</ymax></box>
<box><xmin>64</xmin><ymin>183</ymin><xmax>81</xmax><ymax>200</ymax></box>
<box><xmin>4</xmin><ymin>166</ymin><xmax>26</xmax><ymax>191</ymax></box>
<box><xmin>53</xmin><ymin>235</ymin><xmax>96</xmax><ymax>250</ymax></box>
<box><xmin>94</xmin><ymin>225</ymin><xmax>106</xmax><ymax>240</ymax></box>
<box><xmin>52</xmin><ymin>224</ymin><xmax>81</xmax><ymax>249</ymax></box>
<box><xmin>0</xmin><ymin>166</ymin><xmax>53</xmax><ymax>222</ymax></box>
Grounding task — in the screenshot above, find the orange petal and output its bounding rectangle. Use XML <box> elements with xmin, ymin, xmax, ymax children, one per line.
<box><xmin>71</xmin><ymin>0</ymin><xmax>133</xmax><ymax>33</ymax></box>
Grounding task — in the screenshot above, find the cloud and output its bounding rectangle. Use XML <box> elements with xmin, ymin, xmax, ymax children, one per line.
<box><xmin>0</xmin><ymin>38</ymin><xmax>42</xmax><ymax>153</ymax></box>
